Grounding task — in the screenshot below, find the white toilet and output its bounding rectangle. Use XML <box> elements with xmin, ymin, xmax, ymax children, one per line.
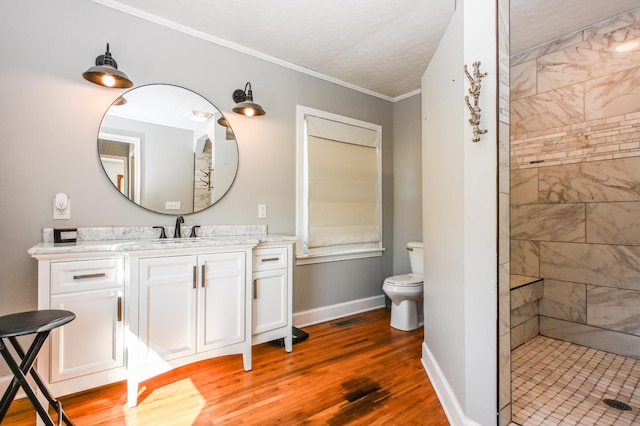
<box><xmin>382</xmin><ymin>241</ymin><xmax>424</xmax><ymax>331</ymax></box>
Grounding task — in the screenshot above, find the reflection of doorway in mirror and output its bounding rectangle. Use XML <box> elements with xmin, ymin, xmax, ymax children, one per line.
<box><xmin>102</xmin><ymin>157</ymin><xmax>127</xmax><ymax>195</ymax></box>
<box><xmin>98</xmin><ymin>133</ymin><xmax>141</xmax><ymax>203</ymax></box>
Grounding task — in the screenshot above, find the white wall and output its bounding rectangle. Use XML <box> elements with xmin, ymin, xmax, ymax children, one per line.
<box><xmin>422</xmin><ymin>8</ymin><xmax>467</xmax><ymax>421</ymax></box>
<box><xmin>421</xmin><ymin>0</ymin><xmax>498</xmax><ymax>424</ymax></box>
<box><xmin>0</xmin><ymin>0</ymin><xmax>398</xmax><ymax>322</ymax></box>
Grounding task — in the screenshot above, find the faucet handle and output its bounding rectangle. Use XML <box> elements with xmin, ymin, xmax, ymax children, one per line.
<box><xmin>190</xmin><ymin>225</ymin><xmax>200</xmax><ymax>238</ymax></box>
<box><xmin>153</xmin><ymin>226</ymin><xmax>167</xmax><ymax>239</ymax></box>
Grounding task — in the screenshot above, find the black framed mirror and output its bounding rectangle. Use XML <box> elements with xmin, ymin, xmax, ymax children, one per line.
<box><xmin>98</xmin><ymin>84</ymin><xmax>238</xmax><ymax>214</ymax></box>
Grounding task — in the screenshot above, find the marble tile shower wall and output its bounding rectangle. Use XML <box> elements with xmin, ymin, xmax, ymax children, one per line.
<box><xmin>511</xmin><ymin>159</ymin><xmax>640</xmax><ymax>359</ymax></box>
<box><xmin>510</xmin><ymin>9</ymin><xmax>640</xmax><ymax>360</ymax></box>
<box><xmin>511</xmin><ymin>8</ymin><xmax>640</xmax><ymax>170</ymax></box>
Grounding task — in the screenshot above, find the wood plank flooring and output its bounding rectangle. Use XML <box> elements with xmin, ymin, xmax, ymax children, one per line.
<box><xmin>4</xmin><ymin>308</ymin><xmax>448</xmax><ymax>425</ymax></box>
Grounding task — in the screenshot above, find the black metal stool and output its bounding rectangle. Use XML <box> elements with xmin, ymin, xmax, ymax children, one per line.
<box><xmin>0</xmin><ymin>309</ymin><xmax>75</xmax><ymax>425</ymax></box>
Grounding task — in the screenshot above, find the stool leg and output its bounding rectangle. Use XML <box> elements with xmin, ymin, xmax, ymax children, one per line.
<box><xmin>8</xmin><ymin>336</ymin><xmax>74</xmax><ymax>426</ymax></box>
<box><xmin>0</xmin><ymin>335</ymin><xmax>55</xmax><ymax>425</ymax></box>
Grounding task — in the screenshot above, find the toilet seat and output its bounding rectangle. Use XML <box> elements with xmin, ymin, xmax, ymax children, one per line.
<box><xmin>384</xmin><ymin>273</ymin><xmax>423</xmax><ymax>287</ymax></box>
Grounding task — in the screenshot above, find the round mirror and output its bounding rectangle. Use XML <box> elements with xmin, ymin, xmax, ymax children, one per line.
<box><xmin>98</xmin><ymin>84</ymin><xmax>238</xmax><ymax>214</ymax></box>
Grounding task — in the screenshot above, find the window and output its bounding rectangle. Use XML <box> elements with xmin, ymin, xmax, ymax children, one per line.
<box><xmin>296</xmin><ymin>106</ymin><xmax>384</xmax><ymax>265</ymax></box>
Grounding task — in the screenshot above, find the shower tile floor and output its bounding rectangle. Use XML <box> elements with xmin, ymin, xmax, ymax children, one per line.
<box><xmin>512</xmin><ymin>335</ymin><xmax>640</xmax><ymax>426</ymax></box>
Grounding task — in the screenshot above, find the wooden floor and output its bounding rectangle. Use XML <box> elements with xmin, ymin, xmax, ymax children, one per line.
<box><xmin>4</xmin><ymin>308</ymin><xmax>448</xmax><ymax>425</ymax></box>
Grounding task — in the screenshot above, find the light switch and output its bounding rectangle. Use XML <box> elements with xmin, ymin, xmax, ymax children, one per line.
<box><xmin>258</xmin><ymin>204</ymin><xmax>267</xmax><ymax>219</ymax></box>
<box><xmin>166</xmin><ymin>201</ymin><xmax>181</xmax><ymax>210</ymax></box>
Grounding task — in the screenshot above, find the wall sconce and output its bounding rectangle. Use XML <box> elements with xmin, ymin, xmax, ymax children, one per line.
<box><xmin>232</xmin><ymin>82</ymin><xmax>266</xmax><ymax>117</ymax></box>
<box><xmin>82</xmin><ymin>43</ymin><xmax>134</xmax><ymax>88</ymax></box>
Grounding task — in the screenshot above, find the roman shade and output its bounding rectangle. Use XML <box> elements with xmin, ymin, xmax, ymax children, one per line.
<box><xmin>303</xmin><ymin>115</ymin><xmax>381</xmax><ymax>256</ymax></box>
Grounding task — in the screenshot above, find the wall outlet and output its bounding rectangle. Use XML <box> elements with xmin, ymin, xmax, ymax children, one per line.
<box><xmin>53</xmin><ymin>198</ymin><xmax>71</xmax><ymax>219</ymax></box>
<box><xmin>166</xmin><ymin>201</ymin><xmax>181</xmax><ymax>210</ymax></box>
<box><xmin>258</xmin><ymin>204</ymin><xmax>267</xmax><ymax>219</ymax></box>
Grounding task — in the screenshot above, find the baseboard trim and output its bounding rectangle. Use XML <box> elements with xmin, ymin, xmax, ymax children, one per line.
<box><xmin>293</xmin><ymin>295</ymin><xmax>386</xmax><ymax>327</ymax></box>
<box><xmin>421</xmin><ymin>341</ymin><xmax>484</xmax><ymax>426</ymax></box>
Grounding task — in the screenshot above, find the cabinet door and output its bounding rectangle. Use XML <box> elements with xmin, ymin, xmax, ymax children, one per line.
<box><xmin>50</xmin><ymin>288</ymin><xmax>124</xmax><ymax>382</ymax></box>
<box><xmin>198</xmin><ymin>252</ymin><xmax>246</xmax><ymax>352</ymax></box>
<box><xmin>252</xmin><ymin>269</ymin><xmax>287</xmax><ymax>335</ymax></box>
<box><xmin>139</xmin><ymin>256</ymin><xmax>197</xmax><ymax>364</ymax></box>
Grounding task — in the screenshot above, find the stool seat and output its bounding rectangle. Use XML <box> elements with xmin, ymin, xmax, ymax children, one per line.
<box><xmin>0</xmin><ymin>310</ymin><xmax>75</xmax><ymax>338</ymax></box>
<box><xmin>0</xmin><ymin>309</ymin><xmax>76</xmax><ymax>425</ymax></box>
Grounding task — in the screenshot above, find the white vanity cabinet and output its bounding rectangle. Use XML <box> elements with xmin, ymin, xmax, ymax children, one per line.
<box><xmin>36</xmin><ymin>256</ymin><xmax>126</xmax><ymax>396</ymax></box>
<box><xmin>252</xmin><ymin>242</ymin><xmax>293</xmax><ymax>351</ymax></box>
<box><xmin>128</xmin><ymin>246</ymin><xmax>253</xmax><ymax>406</ymax></box>
<box><xmin>137</xmin><ymin>251</ymin><xmax>249</xmax><ymax>366</ymax></box>
<box><xmin>30</xmin><ymin>233</ymin><xmax>295</xmax><ymax>409</ymax></box>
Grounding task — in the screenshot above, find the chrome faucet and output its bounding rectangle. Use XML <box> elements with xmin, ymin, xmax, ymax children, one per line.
<box><xmin>174</xmin><ymin>215</ymin><xmax>184</xmax><ymax>238</ymax></box>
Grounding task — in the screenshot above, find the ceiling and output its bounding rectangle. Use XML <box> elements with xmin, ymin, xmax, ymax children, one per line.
<box><xmin>92</xmin><ymin>0</ymin><xmax>640</xmax><ymax>100</ymax></box>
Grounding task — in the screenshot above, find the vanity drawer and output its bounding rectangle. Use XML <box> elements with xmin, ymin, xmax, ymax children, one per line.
<box><xmin>253</xmin><ymin>247</ymin><xmax>288</xmax><ymax>272</ymax></box>
<box><xmin>51</xmin><ymin>258</ymin><xmax>123</xmax><ymax>294</ymax></box>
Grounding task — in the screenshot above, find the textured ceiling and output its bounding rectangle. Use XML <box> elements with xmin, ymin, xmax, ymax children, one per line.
<box><xmin>93</xmin><ymin>0</ymin><xmax>640</xmax><ymax>100</ymax></box>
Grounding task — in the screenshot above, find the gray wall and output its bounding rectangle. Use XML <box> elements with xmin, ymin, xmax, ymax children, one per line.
<box><xmin>392</xmin><ymin>95</ymin><xmax>423</xmax><ymax>275</ymax></box>
<box><xmin>0</xmin><ymin>1</ymin><xmax>424</xmax><ymax>322</ymax></box>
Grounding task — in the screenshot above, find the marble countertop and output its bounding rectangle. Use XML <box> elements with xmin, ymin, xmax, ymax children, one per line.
<box><xmin>28</xmin><ymin>226</ymin><xmax>296</xmax><ymax>256</ymax></box>
<box><xmin>28</xmin><ymin>235</ymin><xmax>296</xmax><ymax>256</ymax></box>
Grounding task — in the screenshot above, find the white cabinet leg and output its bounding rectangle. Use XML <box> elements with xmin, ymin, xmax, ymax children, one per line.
<box><xmin>284</xmin><ymin>334</ymin><xmax>293</xmax><ymax>353</ymax></box>
<box><xmin>127</xmin><ymin>377</ymin><xmax>138</xmax><ymax>407</ymax></box>
<box><xmin>243</xmin><ymin>347</ymin><xmax>252</xmax><ymax>371</ymax></box>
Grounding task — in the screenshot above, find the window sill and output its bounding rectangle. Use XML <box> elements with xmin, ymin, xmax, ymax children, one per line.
<box><xmin>295</xmin><ymin>248</ymin><xmax>385</xmax><ymax>266</ymax></box>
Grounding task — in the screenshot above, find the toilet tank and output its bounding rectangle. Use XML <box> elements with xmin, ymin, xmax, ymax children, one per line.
<box><xmin>407</xmin><ymin>241</ymin><xmax>423</xmax><ymax>275</ymax></box>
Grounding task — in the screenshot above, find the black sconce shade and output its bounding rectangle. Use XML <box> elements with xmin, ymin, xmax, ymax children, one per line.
<box><xmin>232</xmin><ymin>82</ymin><xmax>266</xmax><ymax>116</ymax></box>
<box><xmin>83</xmin><ymin>43</ymin><xmax>133</xmax><ymax>89</ymax></box>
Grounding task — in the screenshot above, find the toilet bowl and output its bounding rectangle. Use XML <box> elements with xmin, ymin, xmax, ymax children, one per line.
<box><xmin>382</xmin><ymin>242</ymin><xmax>424</xmax><ymax>331</ymax></box>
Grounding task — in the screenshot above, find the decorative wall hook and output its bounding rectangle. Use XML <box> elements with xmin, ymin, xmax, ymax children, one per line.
<box><xmin>198</xmin><ymin>168</ymin><xmax>213</xmax><ymax>189</ymax></box>
<box><xmin>464</xmin><ymin>61</ymin><xmax>488</xmax><ymax>143</ymax></box>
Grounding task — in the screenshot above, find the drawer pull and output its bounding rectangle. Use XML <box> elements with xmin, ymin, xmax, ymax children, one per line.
<box><xmin>73</xmin><ymin>273</ymin><xmax>106</xmax><ymax>280</ymax></box>
<box><xmin>261</xmin><ymin>257</ymin><xmax>280</xmax><ymax>263</ymax></box>
<box><xmin>117</xmin><ymin>297</ymin><xmax>123</xmax><ymax>322</ymax></box>
<box><xmin>201</xmin><ymin>265</ymin><xmax>206</xmax><ymax>288</ymax></box>
<box><xmin>193</xmin><ymin>266</ymin><xmax>197</xmax><ymax>289</ymax></box>
<box><xmin>253</xmin><ymin>280</ymin><xmax>257</xmax><ymax>299</ymax></box>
